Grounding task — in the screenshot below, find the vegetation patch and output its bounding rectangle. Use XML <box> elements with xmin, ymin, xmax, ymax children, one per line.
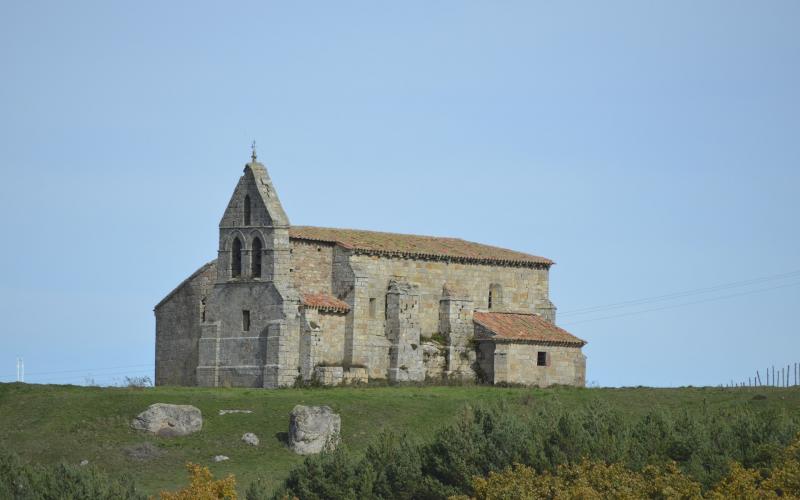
<box><xmin>261</xmin><ymin>400</ymin><xmax>800</xmax><ymax>499</ymax></box>
<box><xmin>0</xmin><ymin>383</ymin><xmax>799</xmax><ymax>497</ymax></box>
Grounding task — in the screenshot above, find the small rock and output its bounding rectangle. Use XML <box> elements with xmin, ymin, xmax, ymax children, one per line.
<box><xmin>218</xmin><ymin>409</ymin><xmax>253</xmax><ymax>416</ymax></box>
<box><xmin>131</xmin><ymin>403</ymin><xmax>203</xmax><ymax>437</ymax></box>
<box><xmin>79</xmin><ymin>460</ymin><xmax>89</xmax><ymax>467</ymax></box>
<box><xmin>289</xmin><ymin>405</ymin><xmax>341</xmax><ymax>455</ymax></box>
<box><xmin>242</xmin><ymin>432</ymin><xmax>259</xmax><ymax>446</ymax></box>
<box><xmin>213</xmin><ymin>455</ymin><xmax>229</xmax><ymax>462</ymax></box>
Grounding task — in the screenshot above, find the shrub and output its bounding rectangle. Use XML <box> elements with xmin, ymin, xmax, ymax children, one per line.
<box><xmin>463</xmin><ymin>460</ymin><xmax>704</xmax><ymax>500</ymax></box>
<box><xmin>267</xmin><ymin>446</ymin><xmax>366</xmax><ymax>500</ymax></box>
<box><xmin>124</xmin><ymin>376</ymin><xmax>153</xmax><ymax>388</ymax></box>
<box><xmin>422</xmin><ymin>404</ymin><xmax>537</xmax><ymax>494</ymax></box>
<box><xmin>159</xmin><ymin>462</ymin><xmax>236</xmax><ymax>500</ymax></box>
<box><xmin>266</xmin><ymin>401</ymin><xmax>800</xmax><ymax>499</ymax></box>
<box><xmin>0</xmin><ymin>453</ymin><xmax>145</xmax><ymax>500</ymax></box>
<box><xmin>463</xmin><ymin>434</ymin><xmax>800</xmax><ymax>499</ymax></box>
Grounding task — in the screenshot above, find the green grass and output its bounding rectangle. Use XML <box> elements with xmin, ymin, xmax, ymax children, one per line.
<box><xmin>1</xmin><ymin>383</ymin><xmax>798</xmax><ymax>496</ymax></box>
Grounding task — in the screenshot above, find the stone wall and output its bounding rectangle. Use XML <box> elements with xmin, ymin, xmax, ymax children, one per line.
<box><xmin>343</xmin><ymin>253</ymin><xmax>551</xmax><ymax>378</ymax></box>
<box><xmin>421</xmin><ymin>341</ymin><xmax>447</xmax><ymax>379</ymax></box>
<box><xmin>349</xmin><ymin>253</ymin><xmax>550</xmax><ymax>334</ymax></box>
<box><xmin>197</xmin><ymin>281</ymin><xmax>299</xmax><ymax>388</ymax></box>
<box><xmin>291</xmin><ymin>240</ymin><xmax>335</xmax><ymax>294</ymax></box>
<box><xmin>477</xmin><ymin>339</ymin><xmax>586</xmax><ymax>387</ymax></box>
<box><xmin>332</xmin><ymin>248</ymin><xmax>391</xmax><ymax>378</ymax></box>
<box><xmin>299</xmin><ymin>307</ymin><xmax>347</xmax><ymax>379</ymax></box>
<box><xmin>156</xmin><ymin>250</ymin><xmax>577</xmax><ymax>387</ymax></box>
<box><xmin>475</xmin><ymin>341</ymin><xmax>496</xmax><ymax>383</ymax></box>
<box><xmin>155</xmin><ymin>262</ymin><xmax>216</xmax><ymax>386</ymax></box>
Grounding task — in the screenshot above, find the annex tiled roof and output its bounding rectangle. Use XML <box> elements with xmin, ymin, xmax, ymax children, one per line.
<box><xmin>473</xmin><ymin>311</ymin><xmax>586</xmax><ymax>347</ymax></box>
<box><xmin>289</xmin><ymin>226</ymin><xmax>553</xmax><ymax>268</ymax></box>
<box><xmin>301</xmin><ymin>292</ymin><xmax>351</xmax><ymax>313</ymax></box>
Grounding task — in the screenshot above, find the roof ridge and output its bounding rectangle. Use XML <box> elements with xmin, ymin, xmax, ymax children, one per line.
<box><xmin>289</xmin><ymin>225</ymin><xmax>554</xmax><ymax>267</ymax></box>
<box><xmin>292</xmin><ymin>225</ymin><xmax>463</xmax><ymax>241</ymax></box>
<box><xmin>476</xmin><ymin>310</ymin><xmax>537</xmax><ymax>316</ymax></box>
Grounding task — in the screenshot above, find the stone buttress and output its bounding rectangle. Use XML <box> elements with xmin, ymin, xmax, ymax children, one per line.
<box><xmin>385</xmin><ymin>279</ymin><xmax>425</xmax><ymax>382</ymax></box>
<box><xmin>439</xmin><ymin>284</ymin><xmax>476</xmax><ymax>380</ymax></box>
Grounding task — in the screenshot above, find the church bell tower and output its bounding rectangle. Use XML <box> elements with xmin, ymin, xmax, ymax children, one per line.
<box><xmin>196</xmin><ymin>146</ymin><xmax>301</xmax><ymax>388</ymax></box>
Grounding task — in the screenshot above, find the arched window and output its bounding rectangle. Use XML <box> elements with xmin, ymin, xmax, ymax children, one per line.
<box><xmin>488</xmin><ymin>284</ymin><xmax>503</xmax><ymax>310</ymax></box>
<box><xmin>231</xmin><ymin>237</ymin><xmax>243</xmax><ymax>278</ymax></box>
<box><xmin>243</xmin><ymin>195</ymin><xmax>251</xmax><ymax>225</ymax></box>
<box><xmin>251</xmin><ymin>237</ymin><xmax>263</xmax><ymax>278</ymax></box>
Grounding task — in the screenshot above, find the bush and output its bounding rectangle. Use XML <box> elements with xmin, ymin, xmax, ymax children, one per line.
<box><xmin>159</xmin><ymin>463</ymin><xmax>236</xmax><ymax>500</ymax></box>
<box><xmin>265</xmin><ymin>400</ymin><xmax>800</xmax><ymax>499</ymax></box>
<box><xmin>462</xmin><ymin>434</ymin><xmax>800</xmax><ymax>499</ymax></box>
<box><xmin>422</xmin><ymin>404</ymin><xmax>537</xmax><ymax>494</ymax></box>
<box><xmin>0</xmin><ymin>453</ymin><xmax>145</xmax><ymax>500</ymax></box>
<box><xmin>463</xmin><ymin>460</ymin><xmax>704</xmax><ymax>500</ymax></box>
<box><xmin>124</xmin><ymin>376</ymin><xmax>153</xmax><ymax>388</ymax></box>
<box><xmin>264</xmin><ymin>446</ymin><xmax>366</xmax><ymax>500</ymax></box>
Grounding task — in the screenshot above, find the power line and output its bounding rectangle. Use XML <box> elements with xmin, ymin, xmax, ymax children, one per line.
<box><xmin>560</xmin><ymin>269</ymin><xmax>800</xmax><ymax>317</ymax></box>
<box><xmin>561</xmin><ymin>280</ymin><xmax>800</xmax><ymax>326</ymax></box>
<box><xmin>24</xmin><ymin>370</ymin><xmax>154</xmax><ymax>384</ymax></box>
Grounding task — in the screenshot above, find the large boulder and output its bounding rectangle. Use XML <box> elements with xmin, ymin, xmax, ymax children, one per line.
<box><xmin>288</xmin><ymin>405</ymin><xmax>341</xmax><ymax>455</ymax></box>
<box><xmin>131</xmin><ymin>403</ymin><xmax>203</xmax><ymax>437</ymax></box>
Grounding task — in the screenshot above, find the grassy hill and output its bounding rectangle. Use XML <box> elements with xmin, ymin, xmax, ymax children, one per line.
<box><xmin>1</xmin><ymin>383</ymin><xmax>798</xmax><ymax>496</ymax></box>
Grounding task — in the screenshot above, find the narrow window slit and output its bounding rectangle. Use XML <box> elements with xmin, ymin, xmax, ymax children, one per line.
<box><xmin>242</xmin><ymin>310</ymin><xmax>251</xmax><ymax>332</ymax></box>
<box><xmin>251</xmin><ymin>237</ymin><xmax>263</xmax><ymax>278</ymax></box>
<box><xmin>231</xmin><ymin>237</ymin><xmax>242</xmax><ymax>278</ymax></box>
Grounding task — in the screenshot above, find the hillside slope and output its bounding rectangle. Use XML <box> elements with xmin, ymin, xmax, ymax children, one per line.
<box><xmin>1</xmin><ymin>383</ymin><xmax>798</xmax><ymax>496</ymax></box>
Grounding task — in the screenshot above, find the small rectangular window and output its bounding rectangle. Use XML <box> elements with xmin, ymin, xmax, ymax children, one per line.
<box><xmin>242</xmin><ymin>310</ymin><xmax>251</xmax><ymax>332</ymax></box>
<box><xmin>537</xmin><ymin>351</ymin><xmax>547</xmax><ymax>367</ymax></box>
<box><xmin>369</xmin><ymin>298</ymin><xmax>377</xmax><ymax>319</ymax></box>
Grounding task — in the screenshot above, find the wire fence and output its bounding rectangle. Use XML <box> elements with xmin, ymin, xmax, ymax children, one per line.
<box><xmin>725</xmin><ymin>362</ymin><xmax>800</xmax><ymax>388</ymax></box>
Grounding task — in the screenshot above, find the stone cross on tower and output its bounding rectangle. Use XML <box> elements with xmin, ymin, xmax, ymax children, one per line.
<box><xmin>251</xmin><ymin>140</ymin><xmax>257</xmax><ymax>162</ymax></box>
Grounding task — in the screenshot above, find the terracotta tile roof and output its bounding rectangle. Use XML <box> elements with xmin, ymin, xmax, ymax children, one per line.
<box><xmin>473</xmin><ymin>311</ymin><xmax>586</xmax><ymax>347</ymax></box>
<box><xmin>289</xmin><ymin>226</ymin><xmax>553</xmax><ymax>268</ymax></box>
<box><xmin>301</xmin><ymin>293</ymin><xmax>350</xmax><ymax>313</ymax></box>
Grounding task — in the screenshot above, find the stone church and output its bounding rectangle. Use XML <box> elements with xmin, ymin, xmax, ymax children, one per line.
<box><xmin>155</xmin><ymin>153</ymin><xmax>587</xmax><ymax>388</ymax></box>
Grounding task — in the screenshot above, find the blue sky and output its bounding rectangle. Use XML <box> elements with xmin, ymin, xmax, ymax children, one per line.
<box><xmin>1</xmin><ymin>1</ymin><xmax>798</xmax><ymax>387</ymax></box>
